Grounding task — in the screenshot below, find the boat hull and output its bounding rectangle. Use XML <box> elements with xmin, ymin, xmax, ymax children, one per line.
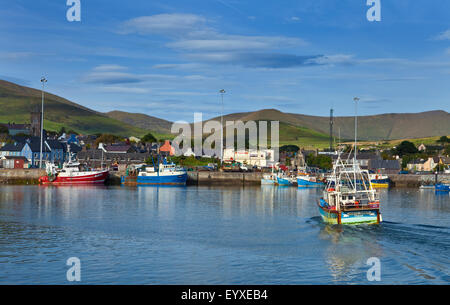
<box><xmin>317</xmin><ymin>199</ymin><xmax>381</xmax><ymax>225</ymax></box>
<box><xmin>135</xmin><ymin>173</ymin><xmax>188</xmax><ymax>185</ymax></box>
<box><xmin>371</xmin><ymin>178</ymin><xmax>390</xmax><ymax>188</ymax></box>
<box><xmin>276</xmin><ymin>177</ymin><xmax>291</xmax><ymax>186</ymax></box>
<box><xmin>297</xmin><ymin>178</ymin><xmax>324</xmax><ymax>188</ymax></box>
<box><xmin>261</xmin><ymin>178</ymin><xmax>276</xmax><ymax>185</ymax></box>
<box><xmin>39</xmin><ymin>170</ymin><xmax>109</xmax><ymax>185</ymax></box>
<box><xmin>435</xmin><ymin>184</ymin><xmax>450</xmax><ymax>192</ymax></box>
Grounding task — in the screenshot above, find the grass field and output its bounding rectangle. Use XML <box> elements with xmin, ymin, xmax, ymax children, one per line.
<box><xmin>342</xmin><ymin>135</ymin><xmax>450</xmax><ymax>150</ymax></box>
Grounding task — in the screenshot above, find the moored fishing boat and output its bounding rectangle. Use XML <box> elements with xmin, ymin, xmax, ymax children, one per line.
<box><xmin>121</xmin><ymin>157</ymin><xmax>187</xmax><ymax>185</ymax></box>
<box><xmin>435</xmin><ymin>183</ymin><xmax>450</xmax><ymax>192</ymax></box>
<box><xmin>39</xmin><ymin>160</ymin><xmax>109</xmax><ymax>185</ymax></box>
<box><xmin>369</xmin><ymin>173</ymin><xmax>390</xmax><ymax>188</ymax></box>
<box><xmin>276</xmin><ymin>175</ymin><xmax>292</xmax><ymax>186</ymax></box>
<box><xmin>261</xmin><ymin>173</ymin><xmax>277</xmax><ymax>185</ymax></box>
<box><xmin>297</xmin><ymin>174</ymin><xmax>325</xmax><ymax>188</ymax></box>
<box><xmin>137</xmin><ymin>163</ymin><xmax>187</xmax><ymax>185</ymax></box>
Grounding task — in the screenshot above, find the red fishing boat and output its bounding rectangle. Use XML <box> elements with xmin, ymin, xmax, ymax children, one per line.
<box><xmin>39</xmin><ymin>160</ymin><xmax>109</xmax><ymax>185</ymax></box>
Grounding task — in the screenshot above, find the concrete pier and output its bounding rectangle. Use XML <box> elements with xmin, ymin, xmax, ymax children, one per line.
<box><xmin>187</xmin><ymin>171</ymin><xmax>263</xmax><ymax>186</ymax></box>
<box><xmin>0</xmin><ymin>169</ymin><xmax>46</xmax><ymax>184</ymax></box>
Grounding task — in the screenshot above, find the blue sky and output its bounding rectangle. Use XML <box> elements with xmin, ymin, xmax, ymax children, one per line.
<box><xmin>1</xmin><ymin>0</ymin><xmax>449</xmax><ymax>121</ymax></box>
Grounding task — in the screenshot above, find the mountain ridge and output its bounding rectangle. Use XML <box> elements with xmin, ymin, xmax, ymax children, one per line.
<box><xmin>1</xmin><ymin>79</ymin><xmax>449</xmax><ymax>142</ymax></box>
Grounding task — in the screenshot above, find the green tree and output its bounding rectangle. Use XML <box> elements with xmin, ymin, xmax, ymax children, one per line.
<box><xmin>306</xmin><ymin>155</ymin><xmax>332</xmax><ymax>170</ymax></box>
<box><xmin>0</xmin><ymin>125</ymin><xmax>8</xmax><ymax>134</ymax></box>
<box><xmin>67</xmin><ymin>129</ymin><xmax>79</xmax><ymax>135</ymax></box>
<box><xmin>444</xmin><ymin>145</ymin><xmax>450</xmax><ymax>156</ymax></box>
<box><xmin>280</xmin><ymin>145</ymin><xmax>300</xmax><ymax>153</ymax></box>
<box><xmin>395</xmin><ymin>141</ymin><xmax>418</xmax><ymax>156</ymax></box>
<box><xmin>437</xmin><ymin>136</ymin><xmax>450</xmax><ymax>143</ymax></box>
<box><xmin>95</xmin><ymin>134</ymin><xmax>122</xmax><ymax>146</ymax></box>
<box><xmin>141</xmin><ymin>132</ymin><xmax>157</xmax><ymax>144</ymax></box>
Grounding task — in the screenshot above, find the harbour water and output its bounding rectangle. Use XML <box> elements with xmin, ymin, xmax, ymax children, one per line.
<box><xmin>0</xmin><ymin>185</ymin><xmax>449</xmax><ymax>284</ymax></box>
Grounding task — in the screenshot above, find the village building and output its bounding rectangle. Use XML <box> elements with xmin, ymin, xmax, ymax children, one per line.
<box><xmin>103</xmin><ymin>144</ymin><xmax>137</xmax><ymax>154</ymax></box>
<box><xmin>407</xmin><ymin>157</ymin><xmax>437</xmax><ymax>172</ymax></box>
<box><xmin>331</xmin><ymin>153</ymin><xmax>381</xmax><ymax>170</ymax></box>
<box><xmin>223</xmin><ymin>148</ymin><xmax>275</xmax><ymax>167</ymax></box>
<box><xmin>159</xmin><ymin>140</ymin><xmax>175</xmax><ymax>156</ymax></box>
<box><xmin>0</xmin><ymin>123</ymin><xmax>30</xmax><ymax>136</ymax></box>
<box><xmin>2</xmin><ymin>156</ymin><xmax>29</xmax><ymax>169</ymax></box>
<box><xmin>368</xmin><ymin>159</ymin><xmax>401</xmax><ymax>175</ymax></box>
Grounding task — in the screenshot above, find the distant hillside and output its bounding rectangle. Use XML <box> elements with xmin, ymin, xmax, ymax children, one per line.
<box><xmin>0</xmin><ymin>80</ymin><xmax>148</xmax><ymax>137</ymax></box>
<box><xmin>205</xmin><ymin>109</ymin><xmax>450</xmax><ymax>141</ymax></box>
<box><xmin>105</xmin><ymin>110</ymin><xmax>172</xmax><ymax>135</ymax></box>
<box><xmin>2</xmin><ymin>79</ymin><xmax>448</xmax><ymax>146</ymax></box>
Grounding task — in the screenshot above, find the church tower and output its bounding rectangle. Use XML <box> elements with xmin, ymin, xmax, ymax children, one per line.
<box><xmin>30</xmin><ymin>106</ymin><xmax>42</xmax><ymax>138</ymax></box>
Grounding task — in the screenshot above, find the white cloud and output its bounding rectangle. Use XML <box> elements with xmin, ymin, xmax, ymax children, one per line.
<box><xmin>309</xmin><ymin>54</ymin><xmax>355</xmax><ymax>65</ymax></box>
<box><xmin>98</xmin><ymin>86</ymin><xmax>150</xmax><ymax>94</ymax></box>
<box><xmin>93</xmin><ymin>64</ymin><xmax>128</xmax><ymax>71</ymax></box>
<box><xmin>82</xmin><ymin>71</ymin><xmax>145</xmax><ymax>84</ymax></box>
<box><xmin>119</xmin><ymin>13</ymin><xmax>307</xmax><ymax>56</ymax></box>
<box><xmin>119</xmin><ymin>14</ymin><xmax>208</xmax><ymax>37</ymax></box>
<box><xmin>0</xmin><ymin>52</ymin><xmax>34</xmax><ymax>59</ymax></box>
<box><xmin>168</xmin><ymin>36</ymin><xmax>305</xmax><ymax>52</ymax></box>
<box><xmin>434</xmin><ymin>29</ymin><xmax>450</xmax><ymax>40</ymax></box>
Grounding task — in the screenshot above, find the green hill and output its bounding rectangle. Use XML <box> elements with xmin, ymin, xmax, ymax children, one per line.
<box><xmin>105</xmin><ymin>110</ymin><xmax>172</xmax><ymax>135</ymax></box>
<box><xmin>2</xmin><ymin>79</ymin><xmax>448</xmax><ymax>148</ymax></box>
<box><xmin>205</xmin><ymin>108</ymin><xmax>450</xmax><ymax>141</ymax></box>
<box><xmin>0</xmin><ymin>80</ymin><xmax>148</xmax><ymax>137</ymax></box>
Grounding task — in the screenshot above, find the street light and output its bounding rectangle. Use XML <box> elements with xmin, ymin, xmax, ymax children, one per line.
<box><xmin>39</xmin><ymin>77</ymin><xmax>47</xmax><ymax>169</ymax></box>
<box><xmin>219</xmin><ymin>89</ymin><xmax>226</xmax><ymax>163</ymax></box>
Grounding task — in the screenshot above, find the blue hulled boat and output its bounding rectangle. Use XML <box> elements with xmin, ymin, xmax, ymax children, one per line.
<box><xmin>297</xmin><ymin>175</ymin><xmax>325</xmax><ymax>188</ymax></box>
<box><xmin>276</xmin><ymin>176</ymin><xmax>291</xmax><ymax>186</ymax></box>
<box><xmin>136</xmin><ymin>162</ymin><xmax>187</xmax><ymax>185</ymax></box>
<box><xmin>435</xmin><ymin>183</ymin><xmax>450</xmax><ymax>192</ymax></box>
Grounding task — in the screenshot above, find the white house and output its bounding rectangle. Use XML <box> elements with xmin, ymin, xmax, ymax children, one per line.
<box><xmin>223</xmin><ymin>149</ymin><xmax>275</xmax><ymax>167</ymax></box>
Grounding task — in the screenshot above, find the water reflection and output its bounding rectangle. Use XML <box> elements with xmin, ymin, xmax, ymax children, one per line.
<box><xmin>0</xmin><ymin>185</ymin><xmax>448</xmax><ymax>284</ymax></box>
<box><xmin>318</xmin><ymin>224</ymin><xmax>384</xmax><ymax>283</ymax></box>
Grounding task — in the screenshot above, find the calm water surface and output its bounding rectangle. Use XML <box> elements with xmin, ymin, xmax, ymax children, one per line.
<box><xmin>0</xmin><ymin>185</ymin><xmax>449</xmax><ymax>284</ymax></box>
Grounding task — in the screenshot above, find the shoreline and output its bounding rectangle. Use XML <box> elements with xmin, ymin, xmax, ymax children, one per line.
<box><xmin>0</xmin><ymin>169</ymin><xmax>448</xmax><ymax>187</ymax></box>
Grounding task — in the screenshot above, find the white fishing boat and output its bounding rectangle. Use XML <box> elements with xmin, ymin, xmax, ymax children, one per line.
<box><xmin>261</xmin><ymin>173</ymin><xmax>277</xmax><ymax>185</ymax></box>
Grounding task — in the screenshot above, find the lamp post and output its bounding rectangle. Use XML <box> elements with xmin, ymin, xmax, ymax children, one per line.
<box><xmin>39</xmin><ymin>77</ymin><xmax>47</xmax><ymax>168</ymax></box>
<box><xmin>219</xmin><ymin>89</ymin><xmax>226</xmax><ymax>164</ymax></box>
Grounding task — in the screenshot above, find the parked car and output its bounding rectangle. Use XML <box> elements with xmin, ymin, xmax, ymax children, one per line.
<box><xmin>240</xmin><ymin>165</ymin><xmax>249</xmax><ymax>172</ymax></box>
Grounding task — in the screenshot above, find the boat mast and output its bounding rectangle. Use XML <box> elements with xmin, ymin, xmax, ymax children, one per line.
<box><xmin>353</xmin><ymin>97</ymin><xmax>359</xmax><ymax>191</ymax></box>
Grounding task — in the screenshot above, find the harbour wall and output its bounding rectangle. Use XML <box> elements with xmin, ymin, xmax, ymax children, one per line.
<box><xmin>0</xmin><ymin>170</ymin><xmax>449</xmax><ymax>187</ymax></box>
<box><xmin>187</xmin><ymin>171</ymin><xmax>263</xmax><ymax>186</ymax></box>
<box><xmin>388</xmin><ymin>174</ymin><xmax>449</xmax><ymax>187</ymax></box>
<box><xmin>0</xmin><ymin>169</ymin><xmax>46</xmax><ymax>185</ymax></box>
